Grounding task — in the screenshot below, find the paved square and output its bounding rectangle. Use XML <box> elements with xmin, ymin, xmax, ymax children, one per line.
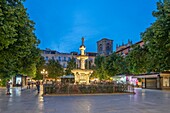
<box><xmin>0</xmin><ymin>86</ymin><xmax>170</xmax><ymax>113</ymax></box>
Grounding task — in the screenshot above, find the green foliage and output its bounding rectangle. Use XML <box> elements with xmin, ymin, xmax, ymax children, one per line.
<box><xmin>92</xmin><ymin>1</ymin><xmax>170</xmax><ymax>77</ymax></box>
<box><xmin>46</xmin><ymin>59</ymin><xmax>64</xmax><ymax>79</ymax></box>
<box><xmin>34</xmin><ymin>56</ymin><xmax>46</xmax><ymax>80</ymax></box>
<box><xmin>0</xmin><ymin>0</ymin><xmax>40</xmax><ymax>79</ymax></box>
<box><xmin>94</xmin><ymin>55</ymin><xmax>105</xmax><ymax>69</ymax></box>
<box><xmin>125</xmin><ymin>45</ymin><xmax>149</xmax><ymax>74</ymax></box>
<box><xmin>93</xmin><ymin>54</ymin><xmax>129</xmax><ymax>80</ymax></box>
<box><xmin>94</xmin><ymin>56</ymin><xmax>109</xmax><ymax>80</ymax></box>
<box><xmin>90</xmin><ymin>70</ymin><xmax>98</xmax><ymax>78</ymax></box>
<box><xmin>141</xmin><ymin>1</ymin><xmax>170</xmax><ymax>72</ymax></box>
<box><xmin>65</xmin><ymin>58</ymin><xmax>76</xmax><ymax>75</ymax></box>
<box><xmin>0</xmin><ymin>79</ymin><xmax>8</xmax><ymax>87</ymax></box>
<box><xmin>106</xmin><ymin>53</ymin><xmax>129</xmax><ymax>76</ymax></box>
<box><xmin>19</xmin><ymin>47</ymin><xmax>41</xmax><ymax>78</ymax></box>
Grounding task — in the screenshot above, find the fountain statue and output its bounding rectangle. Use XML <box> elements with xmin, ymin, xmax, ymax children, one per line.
<box><xmin>71</xmin><ymin>37</ymin><xmax>93</xmax><ymax>84</ymax></box>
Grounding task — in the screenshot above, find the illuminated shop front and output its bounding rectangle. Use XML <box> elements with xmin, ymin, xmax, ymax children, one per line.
<box><xmin>112</xmin><ymin>75</ymin><xmax>138</xmax><ymax>86</ymax></box>
<box><xmin>112</xmin><ymin>75</ymin><xmax>126</xmax><ymax>83</ymax></box>
<box><xmin>132</xmin><ymin>72</ymin><xmax>170</xmax><ymax>89</ymax></box>
<box><xmin>13</xmin><ymin>74</ymin><xmax>27</xmax><ymax>87</ymax></box>
<box><xmin>126</xmin><ymin>76</ymin><xmax>138</xmax><ymax>86</ymax></box>
<box><xmin>133</xmin><ymin>73</ymin><xmax>161</xmax><ymax>89</ymax></box>
<box><xmin>160</xmin><ymin>71</ymin><xmax>170</xmax><ymax>90</ymax></box>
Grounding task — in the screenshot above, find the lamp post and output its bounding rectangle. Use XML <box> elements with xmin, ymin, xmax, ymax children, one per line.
<box><xmin>41</xmin><ymin>69</ymin><xmax>48</xmax><ymax>82</ymax></box>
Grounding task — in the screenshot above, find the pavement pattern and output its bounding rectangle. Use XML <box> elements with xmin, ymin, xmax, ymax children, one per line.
<box><xmin>0</xmin><ymin>86</ymin><xmax>170</xmax><ymax>113</ymax></box>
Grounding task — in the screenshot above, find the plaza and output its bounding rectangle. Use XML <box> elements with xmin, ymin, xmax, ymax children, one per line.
<box><xmin>0</xmin><ymin>87</ymin><xmax>170</xmax><ymax>113</ymax></box>
<box><xmin>1</xmin><ymin>1</ymin><xmax>170</xmax><ymax>113</ymax></box>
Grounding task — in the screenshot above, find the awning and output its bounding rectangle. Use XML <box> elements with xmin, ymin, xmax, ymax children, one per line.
<box><xmin>132</xmin><ymin>74</ymin><xmax>159</xmax><ymax>78</ymax></box>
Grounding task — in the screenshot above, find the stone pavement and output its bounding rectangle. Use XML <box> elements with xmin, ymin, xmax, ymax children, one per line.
<box><xmin>0</xmin><ymin>86</ymin><xmax>170</xmax><ymax>113</ymax></box>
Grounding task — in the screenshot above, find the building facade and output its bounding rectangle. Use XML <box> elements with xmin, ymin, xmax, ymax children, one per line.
<box><xmin>132</xmin><ymin>71</ymin><xmax>170</xmax><ymax>90</ymax></box>
<box><xmin>97</xmin><ymin>38</ymin><xmax>113</xmax><ymax>56</ymax></box>
<box><xmin>41</xmin><ymin>48</ymin><xmax>97</xmax><ymax>70</ymax></box>
<box><xmin>116</xmin><ymin>40</ymin><xmax>144</xmax><ymax>57</ymax></box>
<box><xmin>116</xmin><ymin>39</ymin><xmax>132</xmax><ymax>52</ymax></box>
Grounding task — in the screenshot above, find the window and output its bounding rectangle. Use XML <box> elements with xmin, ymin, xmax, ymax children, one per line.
<box><xmin>106</xmin><ymin>43</ymin><xmax>111</xmax><ymax>54</ymax></box>
<box><xmin>63</xmin><ymin>63</ymin><xmax>66</xmax><ymax>68</ymax></box>
<box><xmin>74</xmin><ymin>58</ymin><xmax>76</xmax><ymax>62</ymax></box>
<box><xmin>45</xmin><ymin>56</ymin><xmax>48</xmax><ymax>61</ymax></box>
<box><xmin>64</xmin><ymin>57</ymin><xmax>66</xmax><ymax>61</ymax></box>
<box><xmin>68</xmin><ymin>57</ymin><xmax>71</xmax><ymax>61</ymax></box>
<box><xmin>51</xmin><ymin>51</ymin><xmax>56</xmax><ymax>54</ymax></box>
<box><xmin>52</xmin><ymin>56</ymin><xmax>54</xmax><ymax>60</ymax></box>
<box><xmin>45</xmin><ymin>51</ymin><xmax>50</xmax><ymax>54</ymax></box>
<box><xmin>99</xmin><ymin>44</ymin><xmax>103</xmax><ymax>54</ymax></box>
<box><xmin>58</xmin><ymin>56</ymin><xmax>61</xmax><ymax>61</ymax></box>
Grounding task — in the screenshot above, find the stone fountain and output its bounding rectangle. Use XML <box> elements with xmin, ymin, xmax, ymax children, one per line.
<box><xmin>71</xmin><ymin>37</ymin><xmax>93</xmax><ymax>84</ymax></box>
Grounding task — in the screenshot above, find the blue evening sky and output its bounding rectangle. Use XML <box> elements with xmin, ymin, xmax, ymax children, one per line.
<box><xmin>24</xmin><ymin>0</ymin><xmax>158</xmax><ymax>53</ymax></box>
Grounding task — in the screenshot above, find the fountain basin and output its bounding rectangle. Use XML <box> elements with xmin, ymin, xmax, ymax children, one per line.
<box><xmin>71</xmin><ymin>69</ymin><xmax>93</xmax><ymax>84</ymax></box>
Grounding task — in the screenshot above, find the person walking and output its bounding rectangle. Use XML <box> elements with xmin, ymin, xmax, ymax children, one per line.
<box><xmin>6</xmin><ymin>80</ymin><xmax>11</xmax><ymax>95</ymax></box>
<box><xmin>27</xmin><ymin>80</ymin><xmax>31</xmax><ymax>89</ymax></box>
<box><xmin>36</xmin><ymin>80</ymin><xmax>40</xmax><ymax>93</ymax></box>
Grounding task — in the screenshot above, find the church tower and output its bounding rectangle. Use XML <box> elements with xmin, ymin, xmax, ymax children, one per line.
<box><xmin>97</xmin><ymin>38</ymin><xmax>113</xmax><ymax>56</ymax></box>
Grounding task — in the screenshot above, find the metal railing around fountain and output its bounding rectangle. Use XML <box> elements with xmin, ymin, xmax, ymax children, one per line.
<box><xmin>43</xmin><ymin>82</ymin><xmax>135</xmax><ymax>95</ymax></box>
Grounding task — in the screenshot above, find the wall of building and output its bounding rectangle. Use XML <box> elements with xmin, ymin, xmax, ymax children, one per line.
<box><xmin>41</xmin><ymin>49</ymin><xmax>96</xmax><ymax>70</ymax></box>
<box><xmin>97</xmin><ymin>38</ymin><xmax>113</xmax><ymax>56</ymax></box>
<box><xmin>116</xmin><ymin>40</ymin><xmax>144</xmax><ymax>57</ymax></box>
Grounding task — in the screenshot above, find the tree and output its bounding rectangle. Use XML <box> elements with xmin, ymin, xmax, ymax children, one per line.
<box><xmin>65</xmin><ymin>58</ymin><xmax>76</xmax><ymax>75</ymax></box>
<box><xmin>94</xmin><ymin>56</ymin><xmax>109</xmax><ymax>80</ymax></box>
<box><xmin>90</xmin><ymin>70</ymin><xmax>98</xmax><ymax>79</ymax></box>
<box><xmin>34</xmin><ymin>56</ymin><xmax>46</xmax><ymax>80</ymax></box>
<box><xmin>125</xmin><ymin>45</ymin><xmax>149</xmax><ymax>74</ymax></box>
<box><xmin>95</xmin><ymin>55</ymin><xmax>105</xmax><ymax>69</ymax></box>
<box><xmin>0</xmin><ymin>0</ymin><xmax>40</xmax><ymax>79</ymax></box>
<box><xmin>105</xmin><ymin>52</ymin><xmax>129</xmax><ymax>76</ymax></box>
<box><xmin>141</xmin><ymin>1</ymin><xmax>170</xmax><ymax>72</ymax></box>
<box><xmin>46</xmin><ymin>59</ymin><xmax>64</xmax><ymax>80</ymax></box>
<box><xmin>19</xmin><ymin>47</ymin><xmax>41</xmax><ymax>78</ymax></box>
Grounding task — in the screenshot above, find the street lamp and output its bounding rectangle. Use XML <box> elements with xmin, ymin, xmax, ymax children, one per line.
<box><xmin>41</xmin><ymin>69</ymin><xmax>48</xmax><ymax>82</ymax></box>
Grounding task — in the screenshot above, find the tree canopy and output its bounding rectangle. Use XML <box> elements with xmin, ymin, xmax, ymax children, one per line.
<box><xmin>125</xmin><ymin>45</ymin><xmax>149</xmax><ymax>74</ymax></box>
<box><xmin>93</xmin><ymin>55</ymin><xmax>108</xmax><ymax>80</ymax></box>
<box><xmin>0</xmin><ymin>0</ymin><xmax>40</xmax><ymax>79</ymax></box>
<box><xmin>34</xmin><ymin>56</ymin><xmax>46</xmax><ymax>80</ymax></box>
<box><xmin>65</xmin><ymin>58</ymin><xmax>76</xmax><ymax>75</ymax></box>
<box><xmin>46</xmin><ymin>59</ymin><xmax>64</xmax><ymax>79</ymax></box>
<box><xmin>142</xmin><ymin>1</ymin><xmax>170</xmax><ymax>72</ymax></box>
<box><xmin>106</xmin><ymin>53</ymin><xmax>129</xmax><ymax>76</ymax></box>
